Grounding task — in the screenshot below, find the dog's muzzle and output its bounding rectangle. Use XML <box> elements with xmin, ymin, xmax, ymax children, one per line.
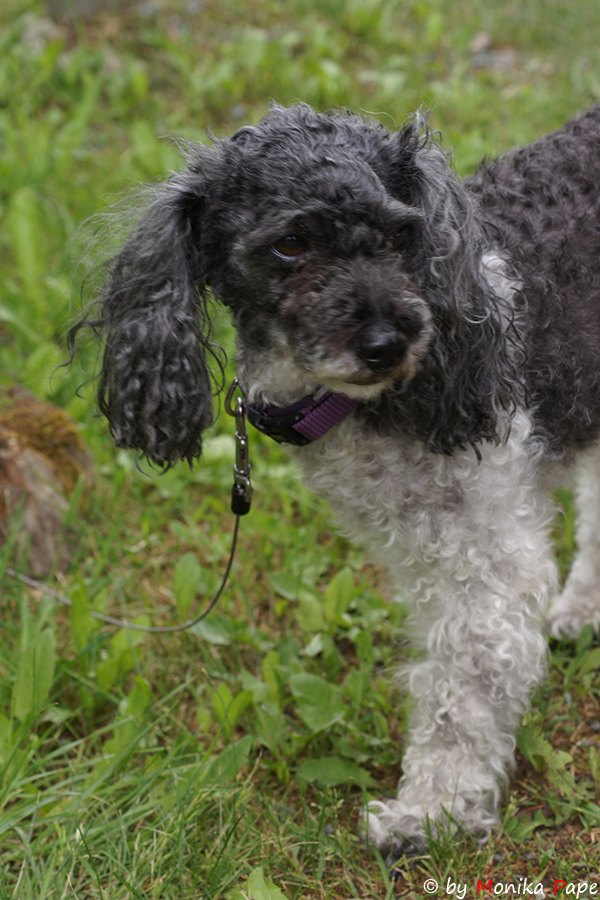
<box><xmin>355</xmin><ymin>325</ymin><xmax>409</xmax><ymax>375</ymax></box>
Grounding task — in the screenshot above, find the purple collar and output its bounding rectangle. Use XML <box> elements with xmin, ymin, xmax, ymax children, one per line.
<box><xmin>245</xmin><ymin>389</ymin><xmax>360</xmax><ymax>446</ymax></box>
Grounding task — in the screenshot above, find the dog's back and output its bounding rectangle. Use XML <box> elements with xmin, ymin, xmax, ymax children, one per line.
<box><xmin>467</xmin><ymin>106</ymin><xmax>600</xmax><ymax>456</ymax></box>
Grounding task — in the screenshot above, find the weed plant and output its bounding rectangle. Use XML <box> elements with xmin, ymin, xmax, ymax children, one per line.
<box><xmin>1</xmin><ymin>0</ymin><xmax>600</xmax><ymax>897</ymax></box>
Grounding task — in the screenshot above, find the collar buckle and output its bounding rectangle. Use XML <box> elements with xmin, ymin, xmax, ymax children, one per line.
<box><xmin>246</xmin><ymin>406</ymin><xmax>313</xmax><ymax>446</ymax></box>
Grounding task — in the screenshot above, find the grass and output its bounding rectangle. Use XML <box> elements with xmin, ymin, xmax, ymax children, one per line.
<box><xmin>1</xmin><ymin>0</ymin><xmax>600</xmax><ymax>896</ymax></box>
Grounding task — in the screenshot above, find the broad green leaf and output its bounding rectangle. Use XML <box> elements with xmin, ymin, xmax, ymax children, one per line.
<box><xmin>212</xmin><ymin>683</ymin><xmax>234</xmax><ymax>720</ymax></box>
<box><xmin>127</xmin><ymin>676</ymin><xmax>153</xmax><ymax>717</ymax></box>
<box><xmin>212</xmin><ymin>685</ymin><xmax>253</xmax><ymax>739</ymax></box>
<box><xmin>196</xmin><ymin>705</ymin><xmax>212</xmax><ymax>731</ymax></box>
<box><xmin>191</xmin><ymin>615</ymin><xmax>233</xmax><ymax>644</ymax></box>
<box><xmin>105</xmin><ymin>719</ymin><xmax>138</xmax><ymax>758</ymax></box>
<box><xmin>104</xmin><ymin>677</ymin><xmax>153</xmax><ymax>758</ymax></box>
<box><xmin>576</xmin><ymin>624</ymin><xmax>595</xmax><ymax>654</ymax></box>
<box><xmin>295</xmin><ymin>703</ymin><xmax>346</xmax><ymax>733</ymax></box>
<box><xmin>580</xmin><ymin>802</ymin><xmax>600</xmax><ymax>829</ymax></box>
<box><xmin>297</xmin><ymin>756</ymin><xmax>375</xmax><ymax>787</ymax></box>
<box><xmin>344</xmin><ymin>668</ymin><xmax>371</xmax><ymax>708</ymax></box>
<box><xmin>5</xmin><ymin>186</ymin><xmax>44</xmax><ymax>300</ymax></box>
<box><xmin>269</xmin><ymin>572</ymin><xmax>298</xmax><ymax>601</ymax></box>
<box><xmin>354</xmin><ymin>629</ymin><xmax>374</xmax><ymax>664</ymax></box>
<box><xmin>96</xmin><ymin>655</ymin><xmax>122</xmax><ymax>691</ymax></box>
<box><xmin>202</xmin><ymin>734</ymin><xmax>252</xmax><ymax>785</ymax></box>
<box><xmin>576</xmin><ymin>646</ymin><xmax>600</xmax><ymax>677</ymax></box>
<box><xmin>69</xmin><ymin>582</ymin><xmax>95</xmax><ymax>652</ymax></box>
<box><xmin>239</xmin><ymin>670</ymin><xmax>274</xmax><ymax>705</ymax></box>
<box><xmin>0</xmin><ymin>714</ymin><xmax>12</xmax><ymax>763</ymax></box>
<box><xmin>173</xmin><ymin>552</ymin><xmax>202</xmax><ymax>617</ymax></box>
<box><xmin>261</xmin><ymin>651</ymin><xmax>284</xmax><ymax>703</ymax></box>
<box><xmin>517</xmin><ymin>713</ymin><xmax>582</xmax><ymax>798</ymax></box>
<box><xmin>12</xmin><ymin>628</ymin><xmax>56</xmax><ymax>720</ymax></box>
<box><xmin>289</xmin><ymin>673</ymin><xmax>341</xmax><ymax>705</ymax></box>
<box><xmin>293</xmin><ymin>591</ymin><xmax>325</xmax><ymax>633</ymax></box>
<box><xmin>324</xmin><ymin>566</ymin><xmax>354</xmax><ymax>623</ymax></box>
<box><xmin>227</xmin><ymin>866</ymin><xmax>290</xmax><ymax>900</ymax></box>
<box><xmin>246</xmin><ymin>867</ymin><xmax>290</xmax><ymax>900</ymax></box>
<box><xmin>517</xmin><ymin>716</ymin><xmax>553</xmax><ymax>773</ymax></box>
<box><xmin>289</xmin><ymin>674</ymin><xmax>346</xmax><ymax>732</ymax></box>
<box><xmin>97</xmin><ymin>620</ymin><xmax>148</xmax><ymax>689</ymax></box>
<box><xmin>254</xmin><ymin>705</ymin><xmax>287</xmax><ymax>754</ymax></box>
<box><xmin>503</xmin><ymin>807</ymin><xmax>548</xmax><ymax>841</ymax></box>
<box><xmin>110</xmin><ymin>619</ymin><xmax>148</xmax><ymax>654</ymax></box>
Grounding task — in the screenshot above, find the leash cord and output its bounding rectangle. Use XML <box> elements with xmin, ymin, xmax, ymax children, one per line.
<box><xmin>4</xmin><ymin>514</ymin><xmax>240</xmax><ymax>634</ymax></box>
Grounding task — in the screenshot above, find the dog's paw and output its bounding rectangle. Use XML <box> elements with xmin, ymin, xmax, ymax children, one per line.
<box><xmin>364</xmin><ymin>795</ymin><xmax>496</xmax><ymax>864</ymax></box>
<box><xmin>364</xmin><ymin>799</ymin><xmax>428</xmax><ymax>862</ymax></box>
<box><xmin>547</xmin><ymin>588</ymin><xmax>600</xmax><ymax>639</ymax></box>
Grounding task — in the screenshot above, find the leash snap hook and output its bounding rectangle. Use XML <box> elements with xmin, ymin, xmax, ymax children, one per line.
<box><xmin>226</xmin><ymin>377</ymin><xmax>253</xmax><ymax>515</ymax></box>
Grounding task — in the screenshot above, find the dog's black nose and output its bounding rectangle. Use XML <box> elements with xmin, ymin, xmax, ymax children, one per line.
<box><xmin>357</xmin><ymin>328</ymin><xmax>408</xmax><ymax>373</ymax></box>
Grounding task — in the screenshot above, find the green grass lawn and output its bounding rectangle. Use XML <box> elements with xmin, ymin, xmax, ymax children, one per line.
<box><xmin>1</xmin><ymin>0</ymin><xmax>600</xmax><ymax>897</ymax></box>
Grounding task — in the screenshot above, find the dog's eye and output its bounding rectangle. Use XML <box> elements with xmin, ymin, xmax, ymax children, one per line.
<box><xmin>391</xmin><ymin>227</ymin><xmax>411</xmax><ymax>251</ymax></box>
<box><xmin>272</xmin><ymin>235</ymin><xmax>306</xmax><ymax>258</ymax></box>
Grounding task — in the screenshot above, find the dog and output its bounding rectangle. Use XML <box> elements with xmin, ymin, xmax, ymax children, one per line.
<box><xmin>70</xmin><ymin>103</ymin><xmax>600</xmax><ymax>860</ymax></box>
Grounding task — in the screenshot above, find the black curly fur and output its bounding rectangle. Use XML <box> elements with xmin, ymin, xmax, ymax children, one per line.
<box><xmin>467</xmin><ymin>105</ymin><xmax>600</xmax><ymax>455</ymax></box>
<box><xmin>71</xmin><ymin>102</ymin><xmax>600</xmax><ymax>465</ymax></box>
<box><xmin>68</xmin><ymin>173</ymin><xmax>225</xmax><ymax>466</ymax></box>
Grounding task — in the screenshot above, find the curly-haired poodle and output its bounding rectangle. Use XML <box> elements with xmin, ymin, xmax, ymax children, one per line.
<box><xmin>72</xmin><ymin>103</ymin><xmax>600</xmax><ymax>859</ymax></box>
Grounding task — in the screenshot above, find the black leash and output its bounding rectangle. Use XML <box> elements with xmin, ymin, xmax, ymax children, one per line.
<box><xmin>4</xmin><ymin>379</ymin><xmax>252</xmax><ymax>634</ymax></box>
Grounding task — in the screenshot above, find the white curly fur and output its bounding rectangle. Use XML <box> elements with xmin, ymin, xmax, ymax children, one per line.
<box><xmin>301</xmin><ymin>410</ymin><xmax>558</xmax><ymax>849</ymax></box>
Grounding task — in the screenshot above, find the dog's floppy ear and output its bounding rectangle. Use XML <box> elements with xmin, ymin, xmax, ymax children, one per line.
<box><xmin>378</xmin><ymin>118</ymin><xmax>519</xmax><ymax>453</ymax></box>
<box><xmin>72</xmin><ymin>166</ymin><xmax>223</xmax><ymax>468</ymax></box>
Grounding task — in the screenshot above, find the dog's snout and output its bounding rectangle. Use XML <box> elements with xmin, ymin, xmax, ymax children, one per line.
<box><xmin>356</xmin><ymin>327</ymin><xmax>408</xmax><ymax>373</ymax></box>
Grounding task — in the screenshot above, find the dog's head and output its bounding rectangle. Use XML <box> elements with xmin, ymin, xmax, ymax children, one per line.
<box><xmin>72</xmin><ymin>103</ymin><xmax>515</xmax><ymax>465</ymax></box>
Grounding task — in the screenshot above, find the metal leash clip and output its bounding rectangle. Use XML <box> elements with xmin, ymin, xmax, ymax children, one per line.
<box><xmin>225</xmin><ymin>377</ymin><xmax>253</xmax><ymax>516</ymax></box>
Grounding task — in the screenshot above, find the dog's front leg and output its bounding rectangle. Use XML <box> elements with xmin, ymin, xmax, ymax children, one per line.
<box><xmin>367</xmin><ymin>590</ymin><xmax>547</xmax><ymax>858</ymax></box>
<box><xmin>365</xmin><ymin>433</ymin><xmax>557</xmax><ymax>859</ymax></box>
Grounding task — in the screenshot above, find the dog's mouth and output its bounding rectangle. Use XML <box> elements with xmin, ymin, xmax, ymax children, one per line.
<box><xmin>311</xmin><ymin>376</ymin><xmax>392</xmax><ymax>401</ymax></box>
<box><xmin>312</xmin><ymin>365</ymin><xmax>404</xmax><ymax>400</ymax></box>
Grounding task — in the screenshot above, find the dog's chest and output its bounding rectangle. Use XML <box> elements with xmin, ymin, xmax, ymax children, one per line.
<box><xmin>288</xmin><ymin>409</ymin><xmax>552</xmax><ymax>585</ymax></box>
<box><xmin>290</xmin><ymin>417</ymin><xmax>470</xmax><ymax>551</ymax></box>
